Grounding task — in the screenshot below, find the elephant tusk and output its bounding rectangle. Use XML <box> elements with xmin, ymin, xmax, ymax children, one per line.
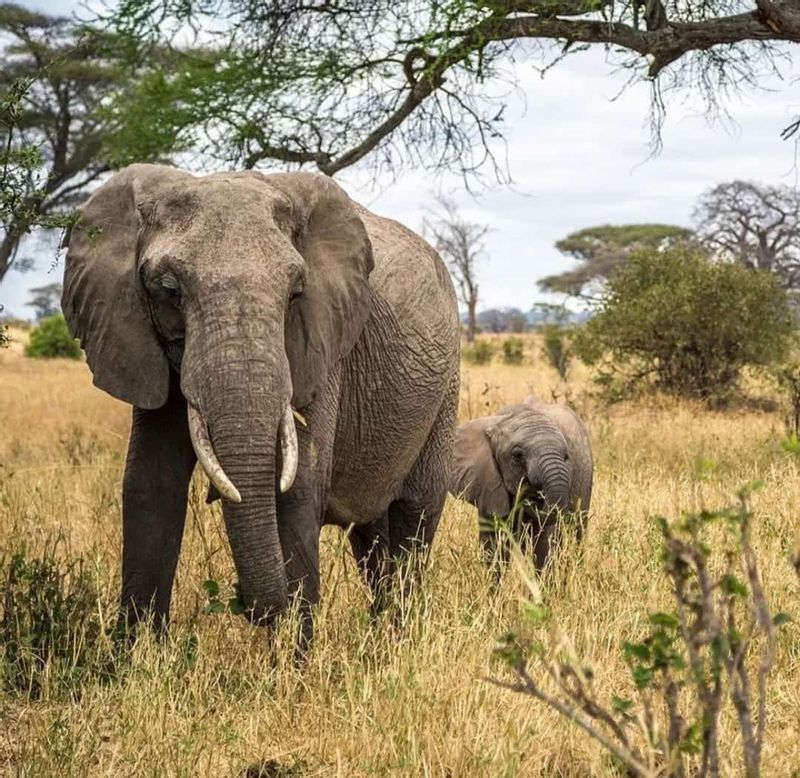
<box><xmin>187</xmin><ymin>404</ymin><xmax>242</xmax><ymax>504</ymax></box>
<box><xmin>292</xmin><ymin>407</ymin><xmax>307</xmax><ymax>427</ymax></box>
<box><xmin>279</xmin><ymin>405</ymin><xmax>299</xmax><ymax>493</ymax></box>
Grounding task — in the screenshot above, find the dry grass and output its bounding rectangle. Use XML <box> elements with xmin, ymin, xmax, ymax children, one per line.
<box><xmin>1</xmin><ymin>331</ymin><xmax>798</xmax><ymax>776</ymax></box>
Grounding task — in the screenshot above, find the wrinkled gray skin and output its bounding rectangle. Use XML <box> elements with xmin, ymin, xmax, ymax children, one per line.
<box><xmin>62</xmin><ymin>164</ymin><xmax>460</xmax><ymax>639</ymax></box>
<box><xmin>450</xmin><ymin>397</ymin><xmax>592</xmax><ymax>572</ymax></box>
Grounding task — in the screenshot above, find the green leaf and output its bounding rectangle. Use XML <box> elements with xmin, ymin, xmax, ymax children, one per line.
<box><xmin>522</xmin><ymin>603</ymin><xmax>550</xmax><ymax>626</ymax></box>
<box><xmin>773</xmin><ymin>612</ymin><xmax>792</xmax><ymax>627</ymax></box>
<box><xmin>720</xmin><ymin>574</ymin><xmax>748</xmax><ymax>598</ymax></box>
<box><xmin>611</xmin><ymin>695</ymin><xmax>634</xmax><ymax>715</ymax></box>
<box><xmin>738</xmin><ymin>479</ymin><xmax>764</xmax><ymax>499</ymax></box>
<box><xmin>623</xmin><ymin>641</ymin><xmax>650</xmax><ymax>662</ymax></box>
<box><xmin>179</xmin><ymin>633</ymin><xmax>199</xmax><ymax>669</ymax></box>
<box><xmin>201</xmin><ymin>579</ymin><xmax>220</xmax><ymax>597</ymax></box>
<box><xmin>202</xmin><ymin>600</ymin><xmax>225</xmax><ymax>615</ymax></box>
<box><xmin>780</xmin><ymin>434</ymin><xmax>800</xmax><ymax>455</ymax></box>
<box><xmin>631</xmin><ymin>665</ymin><xmax>653</xmax><ymax>690</ymax></box>
<box><xmin>648</xmin><ymin>612</ymin><xmax>680</xmax><ymax>629</ymax></box>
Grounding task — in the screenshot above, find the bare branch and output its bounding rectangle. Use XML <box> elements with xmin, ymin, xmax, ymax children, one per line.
<box><xmin>485</xmin><ymin>670</ymin><xmax>656</xmax><ymax>777</ymax></box>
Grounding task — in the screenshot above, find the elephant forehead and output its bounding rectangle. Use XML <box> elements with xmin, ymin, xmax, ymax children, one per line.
<box><xmin>141</xmin><ymin>175</ymin><xmax>289</xmax><ymax>234</ymax></box>
<box><xmin>496</xmin><ymin>413</ymin><xmax>564</xmax><ymax>449</ymax></box>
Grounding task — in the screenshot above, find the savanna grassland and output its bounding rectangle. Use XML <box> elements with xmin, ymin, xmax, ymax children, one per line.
<box><xmin>1</xmin><ymin>330</ymin><xmax>799</xmax><ymax>777</ymax></box>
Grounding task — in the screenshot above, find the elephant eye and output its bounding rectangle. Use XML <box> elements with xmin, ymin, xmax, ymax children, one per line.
<box><xmin>563</xmin><ymin>451</ymin><xmax>570</xmax><ymax>462</ymax></box>
<box><xmin>511</xmin><ymin>446</ymin><xmax>524</xmax><ymax>463</ymax></box>
<box><xmin>290</xmin><ymin>278</ymin><xmax>305</xmax><ymax>303</ymax></box>
<box><xmin>160</xmin><ymin>273</ymin><xmax>181</xmax><ymax>298</ymax></box>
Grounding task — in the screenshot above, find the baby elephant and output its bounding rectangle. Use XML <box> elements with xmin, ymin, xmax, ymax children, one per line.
<box><xmin>450</xmin><ymin>397</ymin><xmax>593</xmax><ymax>571</ymax></box>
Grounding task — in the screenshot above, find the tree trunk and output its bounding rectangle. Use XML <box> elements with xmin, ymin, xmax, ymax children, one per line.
<box><xmin>466</xmin><ymin>297</ymin><xmax>477</xmax><ymax>343</ymax></box>
<box><xmin>0</xmin><ymin>230</ymin><xmax>20</xmax><ymax>283</ymax></box>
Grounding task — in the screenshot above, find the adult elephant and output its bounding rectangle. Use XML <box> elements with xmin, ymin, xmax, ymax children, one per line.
<box><xmin>62</xmin><ymin>164</ymin><xmax>460</xmax><ymax>636</ymax></box>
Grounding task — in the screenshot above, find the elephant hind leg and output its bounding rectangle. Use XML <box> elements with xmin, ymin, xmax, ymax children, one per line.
<box><xmin>348</xmin><ymin>515</ymin><xmax>390</xmax><ymax>614</ymax></box>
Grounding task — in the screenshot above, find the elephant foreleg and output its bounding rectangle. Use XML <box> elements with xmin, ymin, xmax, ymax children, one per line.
<box><xmin>276</xmin><ymin>485</ymin><xmax>321</xmax><ymax>650</ymax></box>
<box><xmin>479</xmin><ymin>522</ymin><xmax>510</xmax><ymax>581</ymax></box>
<box><xmin>275</xmin><ymin>381</ymin><xmax>338</xmax><ymax>650</ymax></box>
<box><xmin>120</xmin><ymin>375</ymin><xmax>196</xmax><ymax>636</ymax></box>
<box><xmin>531</xmin><ymin>519</ymin><xmax>559</xmax><ymax>573</ymax></box>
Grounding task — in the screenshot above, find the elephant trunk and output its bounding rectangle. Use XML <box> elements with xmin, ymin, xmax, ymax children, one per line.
<box><xmin>181</xmin><ymin>310</ymin><xmax>295</xmax><ymax>624</ymax></box>
<box><xmin>208</xmin><ymin>395</ymin><xmax>289</xmax><ymax>623</ymax></box>
<box><xmin>530</xmin><ymin>454</ymin><xmax>571</xmax><ymax>513</ymax></box>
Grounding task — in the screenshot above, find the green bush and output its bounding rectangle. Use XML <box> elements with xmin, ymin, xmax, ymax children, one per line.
<box><xmin>573</xmin><ymin>246</ymin><xmax>793</xmax><ymax>399</ymax></box>
<box><xmin>25</xmin><ymin>313</ymin><xmax>81</xmax><ymax>359</ymax></box>
<box><xmin>541</xmin><ymin>325</ymin><xmax>572</xmax><ymax>380</ymax></box>
<box><xmin>462</xmin><ymin>339</ymin><xmax>494</xmax><ymax>365</ymax></box>
<box><xmin>501</xmin><ymin>337</ymin><xmax>525</xmax><ymax>365</ymax></box>
<box><xmin>0</xmin><ymin>544</ymin><xmax>109</xmax><ymax>697</ymax></box>
<box><xmin>491</xmin><ymin>482</ymin><xmax>790</xmax><ymax>776</ymax></box>
<box><xmin>771</xmin><ymin>343</ymin><xmax>800</xmax><ymax>437</ymax></box>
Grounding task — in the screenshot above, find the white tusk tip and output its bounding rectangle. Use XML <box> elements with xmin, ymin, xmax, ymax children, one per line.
<box><xmin>279</xmin><ymin>474</ymin><xmax>295</xmax><ymax>493</ymax></box>
<box><xmin>226</xmin><ymin>487</ymin><xmax>243</xmax><ymax>504</ymax></box>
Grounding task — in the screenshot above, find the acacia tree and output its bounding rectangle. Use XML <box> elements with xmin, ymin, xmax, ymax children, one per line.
<box><xmin>0</xmin><ymin>4</ymin><xmax>127</xmax><ymax>282</ymax></box>
<box><xmin>694</xmin><ymin>180</ymin><xmax>800</xmax><ymax>290</ymax></box>
<box><xmin>105</xmin><ymin>0</ymin><xmax>800</xmax><ymax>179</ymax></box>
<box><xmin>25</xmin><ymin>282</ymin><xmax>62</xmax><ymax>320</ymax></box>
<box><xmin>539</xmin><ymin>223</ymin><xmax>693</xmax><ymax>299</ymax></box>
<box><xmin>424</xmin><ymin>196</ymin><xmax>489</xmax><ymax>342</ymax></box>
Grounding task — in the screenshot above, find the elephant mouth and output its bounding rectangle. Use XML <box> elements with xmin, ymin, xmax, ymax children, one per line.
<box><xmin>518</xmin><ymin>482</ymin><xmax>547</xmax><ymax>511</ymax></box>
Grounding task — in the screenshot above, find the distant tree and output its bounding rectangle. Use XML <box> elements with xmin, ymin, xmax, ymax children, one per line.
<box><xmin>694</xmin><ymin>180</ymin><xmax>800</xmax><ymax>291</ymax></box>
<box><xmin>0</xmin><ymin>5</ymin><xmax>128</xmax><ymax>282</ymax></box>
<box><xmin>25</xmin><ymin>282</ymin><xmax>62</xmax><ymax>320</ymax></box>
<box><xmin>574</xmin><ymin>245</ymin><xmax>792</xmax><ymax>399</ymax></box>
<box><xmin>476</xmin><ymin>307</ymin><xmax>529</xmax><ymax>334</ymax></box>
<box><xmin>539</xmin><ymin>224</ymin><xmax>693</xmax><ymax>299</ymax></box>
<box><xmin>507</xmin><ymin>311</ymin><xmax>528</xmax><ymax>334</ymax></box>
<box><xmin>477</xmin><ymin>309</ymin><xmax>502</xmax><ymax>334</ymax></box>
<box><xmin>424</xmin><ymin>196</ymin><xmax>488</xmax><ymax>343</ymax></box>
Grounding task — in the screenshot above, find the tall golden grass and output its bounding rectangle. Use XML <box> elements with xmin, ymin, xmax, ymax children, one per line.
<box><xmin>1</xmin><ymin>330</ymin><xmax>798</xmax><ymax>776</ymax></box>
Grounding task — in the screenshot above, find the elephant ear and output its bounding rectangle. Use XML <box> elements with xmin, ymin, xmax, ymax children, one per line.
<box><xmin>450</xmin><ymin>417</ymin><xmax>511</xmax><ymax>518</ymax></box>
<box><xmin>61</xmin><ymin>164</ymin><xmax>180</xmax><ymax>409</ymax></box>
<box><xmin>263</xmin><ymin>172</ymin><xmax>374</xmax><ymax>408</ymax></box>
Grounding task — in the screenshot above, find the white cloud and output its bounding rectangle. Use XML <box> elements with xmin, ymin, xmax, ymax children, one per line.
<box><xmin>2</xmin><ymin>8</ymin><xmax>798</xmax><ymax>317</ymax></box>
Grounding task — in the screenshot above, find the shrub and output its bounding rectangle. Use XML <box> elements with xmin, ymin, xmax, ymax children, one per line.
<box><xmin>541</xmin><ymin>324</ymin><xmax>572</xmax><ymax>380</ymax></box>
<box><xmin>501</xmin><ymin>337</ymin><xmax>525</xmax><ymax>365</ymax></box>
<box><xmin>0</xmin><ymin>304</ymin><xmax>9</xmax><ymax>348</ymax></box>
<box><xmin>25</xmin><ymin>313</ymin><xmax>81</xmax><ymax>359</ymax></box>
<box><xmin>490</xmin><ymin>483</ymin><xmax>792</xmax><ymax>777</ymax></box>
<box><xmin>462</xmin><ymin>338</ymin><xmax>494</xmax><ymax>365</ymax></box>
<box><xmin>573</xmin><ymin>246</ymin><xmax>793</xmax><ymax>399</ymax></box>
<box><xmin>771</xmin><ymin>339</ymin><xmax>800</xmax><ymax>437</ymax></box>
<box><xmin>0</xmin><ymin>543</ymin><xmax>109</xmax><ymax>697</ymax></box>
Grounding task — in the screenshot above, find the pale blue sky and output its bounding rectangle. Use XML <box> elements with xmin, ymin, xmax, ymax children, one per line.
<box><xmin>2</xmin><ymin>1</ymin><xmax>799</xmax><ymax>318</ymax></box>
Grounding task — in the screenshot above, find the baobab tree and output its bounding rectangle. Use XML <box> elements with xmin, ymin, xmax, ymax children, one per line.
<box><xmin>694</xmin><ymin>180</ymin><xmax>800</xmax><ymax>291</ymax></box>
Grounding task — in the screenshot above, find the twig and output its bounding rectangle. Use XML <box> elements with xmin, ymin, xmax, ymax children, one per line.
<box><xmin>486</xmin><ymin>669</ymin><xmax>656</xmax><ymax>777</ymax></box>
